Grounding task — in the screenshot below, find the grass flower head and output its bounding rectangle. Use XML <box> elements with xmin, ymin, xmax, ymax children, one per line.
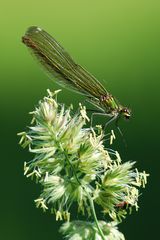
<box><xmin>18</xmin><ymin>89</ymin><xmax>149</xmax><ymax>239</ymax></box>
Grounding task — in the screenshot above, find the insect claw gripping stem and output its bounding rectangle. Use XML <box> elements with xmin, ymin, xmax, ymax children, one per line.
<box><xmin>90</xmin><ymin>112</ymin><xmax>109</xmax><ymax>128</ymax></box>
<box><xmin>104</xmin><ymin>114</ymin><xmax>119</xmax><ymax>131</ymax></box>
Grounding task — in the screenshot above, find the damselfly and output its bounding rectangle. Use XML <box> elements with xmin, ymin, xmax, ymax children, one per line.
<box><xmin>22</xmin><ymin>26</ymin><xmax>131</xmax><ymax>126</ymax></box>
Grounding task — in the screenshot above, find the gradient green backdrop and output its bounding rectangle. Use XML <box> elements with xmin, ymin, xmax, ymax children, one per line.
<box><xmin>1</xmin><ymin>1</ymin><xmax>159</xmax><ymax>239</ymax></box>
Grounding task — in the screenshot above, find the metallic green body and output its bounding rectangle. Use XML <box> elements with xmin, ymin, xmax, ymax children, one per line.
<box><xmin>22</xmin><ymin>26</ymin><xmax>131</xmax><ymax>120</ymax></box>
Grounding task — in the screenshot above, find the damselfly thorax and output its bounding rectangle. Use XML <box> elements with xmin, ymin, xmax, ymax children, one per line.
<box><xmin>22</xmin><ymin>26</ymin><xmax>131</xmax><ymax>122</ymax></box>
<box><xmin>89</xmin><ymin>94</ymin><xmax>130</xmax><ymax>119</ymax></box>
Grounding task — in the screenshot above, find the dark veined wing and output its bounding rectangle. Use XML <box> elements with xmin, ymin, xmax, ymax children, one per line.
<box><xmin>22</xmin><ymin>26</ymin><xmax>108</xmax><ymax>99</ymax></box>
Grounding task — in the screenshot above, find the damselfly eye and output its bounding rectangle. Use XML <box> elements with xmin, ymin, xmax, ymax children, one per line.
<box><xmin>121</xmin><ymin>108</ymin><xmax>131</xmax><ymax>119</ymax></box>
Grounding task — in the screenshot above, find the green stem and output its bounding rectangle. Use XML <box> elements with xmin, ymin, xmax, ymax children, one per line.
<box><xmin>63</xmin><ymin>149</ymin><xmax>106</xmax><ymax>240</ymax></box>
<box><xmin>86</xmin><ymin>190</ymin><xmax>106</xmax><ymax>240</ymax></box>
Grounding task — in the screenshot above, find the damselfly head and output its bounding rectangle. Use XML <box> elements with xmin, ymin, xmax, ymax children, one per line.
<box><xmin>120</xmin><ymin>107</ymin><xmax>131</xmax><ymax>120</ymax></box>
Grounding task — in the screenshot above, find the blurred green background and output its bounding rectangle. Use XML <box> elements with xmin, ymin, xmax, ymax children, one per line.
<box><xmin>0</xmin><ymin>0</ymin><xmax>159</xmax><ymax>239</ymax></box>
